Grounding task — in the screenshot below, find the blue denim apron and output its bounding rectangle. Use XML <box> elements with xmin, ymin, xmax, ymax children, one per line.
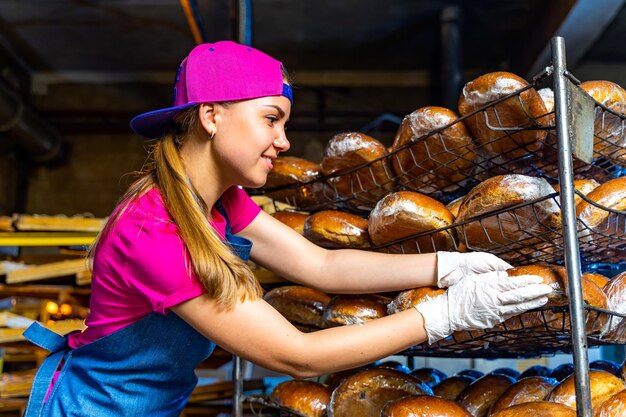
<box><xmin>23</xmin><ymin>201</ymin><xmax>252</xmax><ymax>416</ymax></box>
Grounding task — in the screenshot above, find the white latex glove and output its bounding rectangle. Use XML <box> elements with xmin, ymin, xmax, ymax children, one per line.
<box><xmin>416</xmin><ymin>271</ymin><xmax>551</xmax><ymax>344</ymax></box>
<box><xmin>436</xmin><ymin>251</ymin><xmax>513</xmax><ymax>288</ymax></box>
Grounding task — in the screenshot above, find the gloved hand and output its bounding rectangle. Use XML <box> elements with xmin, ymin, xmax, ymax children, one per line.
<box><xmin>436</xmin><ymin>251</ymin><xmax>512</xmax><ymax>288</ymax></box>
<box><xmin>415</xmin><ymin>271</ymin><xmax>551</xmax><ymax>344</ymax></box>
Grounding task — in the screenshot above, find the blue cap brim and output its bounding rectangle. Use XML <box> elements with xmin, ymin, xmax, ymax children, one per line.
<box><xmin>130</xmin><ymin>103</ymin><xmax>197</xmax><ymax>139</ymax></box>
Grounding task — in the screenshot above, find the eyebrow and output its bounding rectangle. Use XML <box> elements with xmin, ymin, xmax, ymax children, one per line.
<box><xmin>263</xmin><ymin>104</ymin><xmax>286</xmax><ymax>120</ymax></box>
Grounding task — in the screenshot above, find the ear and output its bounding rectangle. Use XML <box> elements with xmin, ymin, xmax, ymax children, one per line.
<box><xmin>197</xmin><ymin>103</ymin><xmax>217</xmax><ymax>138</ymax></box>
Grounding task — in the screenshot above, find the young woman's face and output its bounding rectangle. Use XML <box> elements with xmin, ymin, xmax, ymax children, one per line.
<box><xmin>213</xmin><ymin>95</ymin><xmax>291</xmax><ymax>188</ymax></box>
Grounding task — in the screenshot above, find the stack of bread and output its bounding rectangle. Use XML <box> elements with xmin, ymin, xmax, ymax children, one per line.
<box><xmin>263</xmin><ymin>361</ymin><xmax>626</xmax><ymax>417</ymax></box>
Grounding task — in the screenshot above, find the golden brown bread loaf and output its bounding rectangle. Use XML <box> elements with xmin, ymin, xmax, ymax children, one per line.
<box><xmin>303</xmin><ymin>210</ymin><xmax>371</xmax><ymax>249</ymax></box>
<box><xmin>488</xmin><ymin>376</ymin><xmax>558</xmax><ymax>415</ymax></box>
<box><xmin>328</xmin><ymin>368</ymin><xmax>432</xmax><ymax>417</ymax></box>
<box><xmin>381</xmin><ymin>394</ymin><xmax>472</xmax><ymax>417</ymax></box>
<box><xmin>586</xmin><ymin>272</ymin><xmax>610</xmax><ymax>289</ymax></box>
<box><xmin>273</xmin><ymin>211</ymin><xmax>308</xmax><ymax>235</ymax></box>
<box><xmin>490</xmin><ymin>401</ymin><xmax>575</xmax><ymax>417</ymax></box>
<box><xmin>432</xmin><ymin>375</ymin><xmax>476</xmax><ymax>401</ymax></box>
<box><xmin>369</xmin><ymin>191</ymin><xmax>455</xmax><ymax>254</ymax></box>
<box><xmin>264</xmin><ymin>286</ymin><xmax>331</xmax><ymax>329</ymax></box>
<box><xmin>502</xmin><ymin>264</ymin><xmax>608</xmax><ymax>333</ymax></box>
<box><xmin>323</xmin><ymin>294</ymin><xmax>390</xmax><ymax>326</ymax></box>
<box><xmin>387</xmin><ymin>286</ymin><xmax>446</xmax><ymax>314</ymax></box>
<box><xmin>602</xmin><ymin>271</ymin><xmax>626</xmax><ymax>338</ymax></box>
<box><xmin>456</xmin><ymin>374</ymin><xmax>516</xmax><ymax>417</ymax></box>
<box><xmin>320</xmin><ymin>132</ymin><xmax>394</xmax><ymax>210</ymax></box>
<box><xmin>390</xmin><ymin>106</ymin><xmax>476</xmax><ymax>193</ymax></box>
<box><xmin>553</xmin><ymin>179</ymin><xmax>600</xmax><ymax>207</ymax></box>
<box><xmin>548</xmin><ymin>369</ymin><xmax>626</xmax><ymax>409</ymax></box>
<box><xmin>593</xmin><ymin>389</ymin><xmax>626</xmax><ymax>417</ymax></box>
<box><xmin>458</xmin><ymin>72</ymin><xmax>548</xmax><ymax>162</ymax></box>
<box><xmin>579</xmin><ymin>80</ymin><xmax>626</xmax><ymax>163</ymax></box>
<box><xmin>454</xmin><ymin>175</ymin><xmax>561</xmax><ymax>253</ymax></box>
<box><xmin>577</xmin><ymin>177</ymin><xmax>626</xmax><ymax>231</ymax></box>
<box><xmin>269</xmin><ymin>380</ymin><xmax>331</xmax><ymax>417</ymax></box>
<box><xmin>265</xmin><ymin>156</ymin><xmax>322</xmax><ymax>208</ymax></box>
<box><xmin>446</xmin><ymin>196</ymin><xmax>465</xmax><ymax>219</ymax></box>
<box><xmin>410</xmin><ymin>367</ymin><xmax>447</xmax><ymax>388</ymax></box>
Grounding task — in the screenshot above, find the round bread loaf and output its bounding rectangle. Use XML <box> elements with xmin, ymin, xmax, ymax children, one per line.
<box><xmin>585</xmin><ymin>272</ymin><xmax>609</xmax><ymax>289</ymax></box>
<box><xmin>264</xmin><ymin>286</ymin><xmax>331</xmax><ymax>329</ymax></box>
<box><xmin>273</xmin><ymin>211</ymin><xmax>309</xmax><ymax>235</ymax></box>
<box><xmin>454</xmin><ymin>175</ymin><xmax>560</xmax><ymax>253</ymax></box>
<box><xmin>518</xmin><ymin>365</ymin><xmax>552</xmax><ymax>379</ymax></box>
<box><xmin>410</xmin><ymin>367</ymin><xmax>448</xmax><ymax>388</ymax></box>
<box><xmin>490</xmin><ymin>401</ymin><xmax>575</xmax><ymax>417</ymax></box>
<box><xmin>579</xmin><ymin>80</ymin><xmax>626</xmax><ymax>163</ymax></box>
<box><xmin>589</xmin><ymin>360</ymin><xmax>622</xmax><ymax>377</ymax></box>
<box><xmin>548</xmin><ymin>369</ymin><xmax>626</xmax><ymax>409</ymax></box>
<box><xmin>457</xmin><ymin>369</ymin><xmax>485</xmax><ymax>379</ymax></box>
<box><xmin>458</xmin><ymin>72</ymin><xmax>548</xmax><ymax>162</ymax></box>
<box><xmin>369</xmin><ymin>191</ymin><xmax>455</xmax><ymax>254</ymax></box>
<box><xmin>549</xmin><ymin>364</ymin><xmax>574</xmax><ymax>382</ymax></box>
<box><xmin>489</xmin><ymin>368</ymin><xmax>521</xmax><ymax>379</ymax></box>
<box><xmin>390</xmin><ymin>106</ymin><xmax>476</xmax><ymax>193</ymax></box>
<box><xmin>456</xmin><ymin>374</ymin><xmax>516</xmax><ymax>417</ymax></box>
<box><xmin>432</xmin><ymin>375</ymin><xmax>476</xmax><ymax>401</ymax></box>
<box><xmin>602</xmin><ymin>271</ymin><xmax>626</xmax><ymax>339</ymax></box>
<box><xmin>270</xmin><ymin>380</ymin><xmax>331</xmax><ymax>417</ymax></box>
<box><xmin>446</xmin><ymin>196</ymin><xmax>465</xmax><ymax>219</ymax></box>
<box><xmin>265</xmin><ymin>156</ymin><xmax>322</xmax><ymax>208</ymax></box>
<box><xmin>489</xmin><ymin>376</ymin><xmax>558</xmax><ymax>415</ymax></box>
<box><xmin>377</xmin><ymin>360</ymin><xmax>412</xmax><ymax>374</ymax></box>
<box><xmin>303</xmin><ymin>210</ymin><xmax>371</xmax><ymax>249</ymax></box>
<box><xmin>381</xmin><ymin>394</ymin><xmax>472</xmax><ymax>417</ymax></box>
<box><xmin>577</xmin><ymin>177</ymin><xmax>626</xmax><ymax>231</ymax></box>
<box><xmin>320</xmin><ymin>132</ymin><xmax>394</xmax><ymax>210</ymax></box>
<box><xmin>323</xmin><ymin>294</ymin><xmax>390</xmax><ymax>326</ymax></box>
<box><xmin>328</xmin><ymin>368</ymin><xmax>433</xmax><ymax>417</ymax></box>
<box><xmin>593</xmin><ymin>389</ymin><xmax>626</xmax><ymax>417</ymax></box>
<box><xmin>387</xmin><ymin>286</ymin><xmax>446</xmax><ymax>314</ymax></box>
<box><xmin>553</xmin><ymin>179</ymin><xmax>600</xmax><ymax>206</ymax></box>
<box><xmin>325</xmin><ymin>365</ymin><xmax>373</xmax><ymax>391</ymax></box>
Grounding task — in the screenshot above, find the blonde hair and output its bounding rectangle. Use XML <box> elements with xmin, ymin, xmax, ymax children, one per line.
<box><xmin>90</xmin><ymin>105</ymin><xmax>262</xmax><ymax>309</ymax></box>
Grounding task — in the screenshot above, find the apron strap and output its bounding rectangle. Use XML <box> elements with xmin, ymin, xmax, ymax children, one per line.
<box><xmin>23</xmin><ymin>323</ymin><xmax>70</xmax><ymax>417</ymax></box>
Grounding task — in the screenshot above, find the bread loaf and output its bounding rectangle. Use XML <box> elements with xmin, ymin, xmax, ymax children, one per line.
<box><xmin>458</xmin><ymin>72</ymin><xmax>548</xmax><ymax>162</ymax></box>
<box><xmin>577</xmin><ymin>177</ymin><xmax>626</xmax><ymax>231</ymax></box>
<box><xmin>490</xmin><ymin>401</ymin><xmax>575</xmax><ymax>417</ymax></box>
<box><xmin>589</xmin><ymin>360</ymin><xmax>622</xmax><ymax>377</ymax></box>
<box><xmin>432</xmin><ymin>375</ymin><xmax>476</xmax><ymax>401</ymax></box>
<box><xmin>548</xmin><ymin>369</ymin><xmax>626</xmax><ymax>409</ymax></box>
<box><xmin>303</xmin><ymin>210</ymin><xmax>371</xmax><ymax>249</ymax></box>
<box><xmin>387</xmin><ymin>287</ymin><xmax>445</xmax><ymax>314</ymax></box>
<box><xmin>265</xmin><ymin>156</ymin><xmax>322</xmax><ymax>208</ymax></box>
<box><xmin>390</xmin><ymin>106</ymin><xmax>476</xmax><ymax>193</ymax></box>
<box><xmin>593</xmin><ymin>389</ymin><xmax>626</xmax><ymax>417</ymax></box>
<box><xmin>456</xmin><ymin>374</ymin><xmax>516</xmax><ymax>417</ymax></box>
<box><xmin>446</xmin><ymin>196</ymin><xmax>465</xmax><ymax>219</ymax></box>
<box><xmin>369</xmin><ymin>191</ymin><xmax>455</xmax><ymax>254</ymax></box>
<box><xmin>328</xmin><ymin>368</ymin><xmax>433</xmax><ymax>417</ymax></box>
<box><xmin>517</xmin><ymin>365</ymin><xmax>552</xmax><ymax>379</ymax></box>
<box><xmin>410</xmin><ymin>367</ymin><xmax>447</xmax><ymax>388</ymax></box>
<box><xmin>269</xmin><ymin>380</ymin><xmax>331</xmax><ymax>417</ymax></box>
<box><xmin>602</xmin><ymin>270</ymin><xmax>626</xmax><ymax>338</ymax></box>
<box><xmin>553</xmin><ymin>179</ymin><xmax>600</xmax><ymax>206</ymax></box>
<box><xmin>321</xmin><ymin>132</ymin><xmax>394</xmax><ymax>210</ymax></box>
<box><xmin>585</xmin><ymin>272</ymin><xmax>609</xmax><ymax>289</ymax></box>
<box><xmin>323</xmin><ymin>294</ymin><xmax>390</xmax><ymax>326</ymax></box>
<box><xmin>488</xmin><ymin>376</ymin><xmax>558</xmax><ymax>415</ymax></box>
<box><xmin>457</xmin><ymin>369</ymin><xmax>484</xmax><ymax>379</ymax></box>
<box><xmin>579</xmin><ymin>80</ymin><xmax>626</xmax><ymax>164</ymax></box>
<box><xmin>273</xmin><ymin>211</ymin><xmax>308</xmax><ymax>235</ymax></box>
<box><xmin>622</xmin><ymin>359</ymin><xmax>626</xmax><ymax>380</ymax></box>
<box><xmin>489</xmin><ymin>368</ymin><xmax>521</xmax><ymax>379</ymax></box>
<box><xmin>549</xmin><ymin>363</ymin><xmax>574</xmax><ymax>382</ymax></box>
<box><xmin>454</xmin><ymin>175</ymin><xmax>560</xmax><ymax>254</ymax></box>
<box><xmin>381</xmin><ymin>394</ymin><xmax>472</xmax><ymax>417</ymax></box>
<box><xmin>377</xmin><ymin>360</ymin><xmax>412</xmax><ymax>374</ymax></box>
<box><xmin>264</xmin><ymin>286</ymin><xmax>331</xmax><ymax>329</ymax></box>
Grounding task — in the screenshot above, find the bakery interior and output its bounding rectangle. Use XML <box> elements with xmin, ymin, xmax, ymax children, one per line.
<box><xmin>1</xmin><ymin>0</ymin><xmax>626</xmax><ymax>416</ymax></box>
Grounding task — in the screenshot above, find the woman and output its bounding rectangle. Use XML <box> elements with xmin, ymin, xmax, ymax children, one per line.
<box><xmin>23</xmin><ymin>41</ymin><xmax>550</xmax><ymax>416</ymax></box>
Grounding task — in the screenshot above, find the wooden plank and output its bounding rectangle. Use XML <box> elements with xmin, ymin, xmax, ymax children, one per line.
<box><xmin>5</xmin><ymin>259</ymin><xmax>88</xmax><ymax>284</ymax></box>
<box><xmin>75</xmin><ymin>270</ymin><xmax>92</xmax><ymax>286</ymax></box>
<box><xmin>14</xmin><ymin>214</ymin><xmax>106</xmax><ymax>232</ymax></box>
<box><xmin>0</xmin><ymin>232</ymin><xmax>97</xmax><ymax>246</ymax></box>
<box><xmin>0</xmin><ymin>216</ymin><xmax>13</xmax><ymax>232</ymax></box>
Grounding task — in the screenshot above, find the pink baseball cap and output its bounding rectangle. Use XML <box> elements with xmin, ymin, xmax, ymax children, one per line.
<box><xmin>130</xmin><ymin>40</ymin><xmax>293</xmax><ymax>139</ymax></box>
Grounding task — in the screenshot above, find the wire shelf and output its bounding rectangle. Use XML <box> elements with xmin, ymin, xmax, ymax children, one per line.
<box><xmin>254</xmin><ymin>78</ymin><xmax>626</xmax><ymax>213</ymax></box>
<box><xmin>403</xmin><ymin>305</ymin><xmax>626</xmax><ymax>359</ymax></box>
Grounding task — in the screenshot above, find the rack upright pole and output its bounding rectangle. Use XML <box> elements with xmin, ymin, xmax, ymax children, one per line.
<box><xmin>551</xmin><ymin>36</ymin><xmax>593</xmax><ymax>417</ymax></box>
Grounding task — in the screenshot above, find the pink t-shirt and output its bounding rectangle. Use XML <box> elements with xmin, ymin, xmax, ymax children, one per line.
<box><xmin>68</xmin><ymin>186</ymin><xmax>261</xmax><ymax>349</ymax></box>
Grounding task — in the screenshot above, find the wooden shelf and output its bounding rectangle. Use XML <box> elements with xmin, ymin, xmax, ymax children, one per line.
<box><xmin>0</xmin><ymin>232</ymin><xmax>97</xmax><ymax>247</ymax></box>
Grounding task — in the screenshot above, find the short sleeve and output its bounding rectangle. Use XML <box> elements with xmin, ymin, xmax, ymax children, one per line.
<box><xmin>117</xmin><ymin>210</ymin><xmax>206</xmax><ymax>314</ymax></box>
<box><xmin>220</xmin><ymin>186</ymin><xmax>262</xmax><ymax>233</ymax></box>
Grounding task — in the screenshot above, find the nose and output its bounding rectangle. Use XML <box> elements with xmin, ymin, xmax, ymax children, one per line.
<box><xmin>273</xmin><ymin>131</ymin><xmax>290</xmax><ymax>153</ymax></box>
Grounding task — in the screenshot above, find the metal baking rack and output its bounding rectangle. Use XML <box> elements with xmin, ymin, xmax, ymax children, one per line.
<box><xmin>238</xmin><ymin>37</ymin><xmax>625</xmax><ymax>417</ymax></box>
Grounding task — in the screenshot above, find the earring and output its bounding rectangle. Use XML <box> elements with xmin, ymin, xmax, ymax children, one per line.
<box><xmin>209</xmin><ymin>131</ymin><xmax>215</xmax><ymax>140</ymax></box>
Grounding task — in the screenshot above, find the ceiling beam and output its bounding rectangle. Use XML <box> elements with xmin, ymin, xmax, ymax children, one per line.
<box><xmin>527</xmin><ymin>0</ymin><xmax>625</xmax><ymax>77</ymax></box>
